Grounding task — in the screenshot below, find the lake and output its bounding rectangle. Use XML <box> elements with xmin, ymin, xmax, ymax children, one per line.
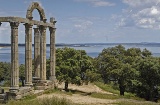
<box><xmin>0</xmin><ymin>43</ymin><xmax>160</xmax><ymax>64</ymax></box>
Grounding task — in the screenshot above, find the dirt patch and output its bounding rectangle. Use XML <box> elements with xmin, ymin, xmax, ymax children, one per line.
<box><xmin>37</xmin><ymin>83</ymin><xmax>117</xmax><ymax>105</ymax></box>
<box><xmin>37</xmin><ymin>93</ymin><xmax>117</xmax><ymax>105</ymax></box>
<box><xmin>58</xmin><ymin>83</ymin><xmax>113</xmax><ymax>95</ymax></box>
<box><xmin>37</xmin><ymin>83</ymin><xmax>159</xmax><ymax>105</ymax></box>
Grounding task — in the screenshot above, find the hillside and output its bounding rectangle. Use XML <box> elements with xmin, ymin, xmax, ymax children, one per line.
<box><xmin>36</xmin><ymin>83</ymin><xmax>159</xmax><ymax>105</ymax></box>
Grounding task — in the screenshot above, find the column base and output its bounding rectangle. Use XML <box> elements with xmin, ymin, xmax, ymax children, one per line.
<box><xmin>25</xmin><ymin>82</ymin><xmax>33</xmax><ymax>87</ymax></box>
<box><xmin>50</xmin><ymin>76</ymin><xmax>56</xmax><ymax>82</ymax></box>
<box><xmin>9</xmin><ymin>87</ymin><xmax>19</xmax><ymax>93</ymax></box>
<box><xmin>39</xmin><ymin>80</ymin><xmax>47</xmax><ymax>83</ymax></box>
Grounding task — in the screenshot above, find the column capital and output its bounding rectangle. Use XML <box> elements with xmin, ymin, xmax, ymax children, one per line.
<box><xmin>33</xmin><ymin>27</ymin><xmax>39</xmax><ymax>31</ymax></box>
<box><xmin>39</xmin><ymin>25</ymin><xmax>47</xmax><ymax>30</ymax></box>
<box><xmin>49</xmin><ymin>27</ymin><xmax>56</xmax><ymax>32</ymax></box>
<box><xmin>10</xmin><ymin>22</ymin><xmax>19</xmax><ymax>27</ymax></box>
<box><xmin>24</xmin><ymin>23</ymin><xmax>33</xmax><ymax>28</ymax></box>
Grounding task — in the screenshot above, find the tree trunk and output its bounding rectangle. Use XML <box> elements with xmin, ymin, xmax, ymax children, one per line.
<box><xmin>118</xmin><ymin>79</ymin><xmax>125</xmax><ymax>96</ymax></box>
<box><xmin>119</xmin><ymin>86</ymin><xmax>125</xmax><ymax>96</ymax></box>
<box><xmin>65</xmin><ymin>81</ymin><xmax>69</xmax><ymax>91</ymax></box>
<box><xmin>119</xmin><ymin>85</ymin><xmax>125</xmax><ymax>96</ymax></box>
<box><xmin>22</xmin><ymin>79</ymin><xmax>24</xmax><ymax>87</ymax></box>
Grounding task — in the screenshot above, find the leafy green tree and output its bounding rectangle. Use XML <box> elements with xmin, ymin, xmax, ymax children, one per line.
<box><xmin>142</xmin><ymin>48</ymin><xmax>152</xmax><ymax>57</ymax></box>
<box><xmin>95</xmin><ymin>45</ymin><xmax>141</xmax><ymax>95</ymax></box>
<box><xmin>136</xmin><ymin>57</ymin><xmax>160</xmax><ymax>101</ymax></box>
<box><xmin>110</xmin><ymin>63</ymin><xmax>139</xmax><ymax>95</ymax></box>
<box><xmin>55</xmin><ymin>47</ymin><xmax>95</xmax><ymax>91</ymax></box>
<box><xmin>0</xmin><ymin>62</ymin><xmax>10</xmax><ymax>81</ymax></box>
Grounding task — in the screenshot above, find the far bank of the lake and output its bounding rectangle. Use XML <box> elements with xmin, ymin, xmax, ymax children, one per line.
<box><xmin>0</xmin><ymin>43</ymin><xmax>160</xmax><ymax>64</ymax></box>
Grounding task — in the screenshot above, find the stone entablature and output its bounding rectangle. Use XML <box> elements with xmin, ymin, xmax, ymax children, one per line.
<box><xmin>0</xmin><ymin>17</ymin><xmax>55</xmax><ymax>28</ymax></box>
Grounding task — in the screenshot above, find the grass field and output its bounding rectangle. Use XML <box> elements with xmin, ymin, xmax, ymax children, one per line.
<box><xmin>1</xmin><ymin>82</ymin><xmax>159</xmax><ymax>105</ymax></box>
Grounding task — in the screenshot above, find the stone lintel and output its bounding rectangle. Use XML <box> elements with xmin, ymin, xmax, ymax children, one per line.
<box><xmin>0</xmin><ymin>17</ymin><xmax>55</xmax><ymax>28</ymax></box>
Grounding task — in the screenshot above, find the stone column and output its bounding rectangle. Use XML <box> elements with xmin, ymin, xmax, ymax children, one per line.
<box><xmin>34</xmin><ymin>28</ymin><xmax>40</xmax><ymax>78</ymax></box>
<box><xmin>39</xmin><ymin>26</ymin><xmax>47</xmax><ymax>81</ymax></box>
<box><xmin>49</xmin><ymin>27</ymin><xmax>56</xmax><ymax>81</ymax></box>
<box><xmin>24</xmin><ymin>24</ymin><xmax>33</xmax><ymax>86</ymax></box>
<box><xmin>10</xmin><ymin>22</ymin><xmax>19</xmax><ymax>90</ymax></box>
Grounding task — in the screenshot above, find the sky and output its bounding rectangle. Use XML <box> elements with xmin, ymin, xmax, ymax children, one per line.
<box><xmin>0</xmin><ymin>0</ymin><xmax>160</xmax><ymax>44</ymax></box>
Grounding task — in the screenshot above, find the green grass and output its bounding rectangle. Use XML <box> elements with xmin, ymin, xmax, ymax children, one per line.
<box><xmin>43</xmin><ymin>88</ymin><xmax>59</xmax><ymax>94</ymax></box>
<box><xmin>90</xmin><ymin>92</ymin><xmax>119</xmax><ymax>99</ymax></box>
<box><xmin>116</xmin><ymin>101</ymin><xmax>159</xmax><ymax>105</ymax></box>
<box><xmin>43</xmin><ymin>88</ymin><xmax>73</xmax><ymax>96</ymax></box>
<box><xmin>94</xmin><ymin>82</ymin><xmax>143</xmax><ymax>101</ymax></box>
<box><xmin>23</xmin><ymin>94</ymin><xmax>37</xmax><ymax>100</ymax></box>
<box><xmin>94</xmin><ymin>82</ymin><xmax>120</xmax><ymax>95</ymax></box>
<box><xmin>6</xmin><ymin>96</ymin><xmax>77</xmax><ymax>105</ymax></box>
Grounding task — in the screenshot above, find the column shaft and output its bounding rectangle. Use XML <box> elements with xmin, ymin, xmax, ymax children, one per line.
<box><xmin>25</xmin><ymin>24</ymin><xmax>33</xmax><ymax>86</ymax></box>
<box><xmin>49</xmin><ymin>28</ymin><xmax>56</xmax><ymax>81</ymax></box>
<box><xmin>40</xmin><ymin>26</ymin><xmax>46</xmax><ymax>80</ymax></box>
<box><xmin>10</xmin><ymin>22</ymin><xmax>19</xmax><ymax>89</ymax></box>
<box><xmin>34</xmin><ymin>28</ymin><xmax>40</xmax><ymax>78</ymax></box>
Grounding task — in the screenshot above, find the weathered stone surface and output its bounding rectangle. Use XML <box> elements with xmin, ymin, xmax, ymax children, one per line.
<box><xmin>0</xmin><ymin>89</ymin><xmax>4</xmax><ymax>94</ymax></box>
<box><xmin>49</xmin><ymin>27</ymin><xmax>56</xmax><ymax>81</ymax></box>
<box><xmin>39</xmin><ymin>26</ymin><xmax>47</xmax><ymax>81</ymax></box>
<box><xmin>26</xmin><ymin>2</ymin><xmax>46</xmax><ymax>21</ymax></box>
<box><xmin>25</xmin><ymin>23</ymin><xmax>33</xmax><ymax>86</ymax></box>
<box><xmin>0</xmin><ymin>17</ymin><xmax>55</xmax><ymax>27</ymax></box>
<box><xmin>0</xmin><ymin>94</ymin><xmax>5</xmax><ymax>99</ymax></box>
<box><xmin>10</xmin><ymin>22</ymin><xmax>19</xmax><ymax>89</ymax></box>
<box><xmin>34</xmin><ymin>28</ymin><xmax>41</xmax><ymax>78</ymax></box>
<box><xmin>0</xmin><ymin>2</ymin><xmax>57</xmax><ymax>100</ymax></box>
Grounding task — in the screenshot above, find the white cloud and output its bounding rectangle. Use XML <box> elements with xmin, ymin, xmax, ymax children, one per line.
<box><xmin>75</xmin><ymin>0</ymin><xmax>115</xmax><ymax>7</ymax></box>
<box><xmin>116</xmin><ymin>0</ymin><xmax>160</xmax><ymax>29</ymax></box>
<box><xmin>73</xmin><ymin>18</ymin><xmax>93</xmax><ymax>32</ymax></box>
<box><xmin>151</xmin><ymin>7</ymin><xmax>159</xmax><ymax>15</ymax></box>
<box><xmin>122</xmin><ymin>0</ymin><xmax>160</xmax><ymax>7</ymax></box>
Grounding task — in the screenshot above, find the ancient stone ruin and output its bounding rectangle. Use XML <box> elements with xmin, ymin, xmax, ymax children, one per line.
<box><xmin>0</xmin><ymin>2</ymin><xmax>56</xmax><ymax>100</ymax></box>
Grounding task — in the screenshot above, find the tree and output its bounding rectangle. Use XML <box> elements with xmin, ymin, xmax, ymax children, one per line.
<box><xmin>95</xmin><ymin>45</ymin><xmax>141</xmax><ymax>95</ymax></box>
<box><xmin>55</xmin><ymin>47</ymin><xmax>95</xmax><ymax>91</ymax></box>
<box><xmin>0</xmin><ymin>62</ymin><xmax>10</xmax><ymax>81</ymax></box>
<box><xmin>110</xmin><ymin>63</ymin><xmax>139</xmax><ymax>95</ymax></box>
<box><xmin>136</xmin><ymin>57</ymin><xmax>160</xmax><ymax>101</ymax></box>
<box><xmin>142</xmin><ymin>48</ymin><xmax>152</xmax><ymax>57</ymax></box>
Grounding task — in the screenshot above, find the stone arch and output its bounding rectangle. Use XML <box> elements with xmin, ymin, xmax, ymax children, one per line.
<box><xmin>26</xmin><ymin>2</ymin><xmax>46</xmax><ymax>21</ymax></box>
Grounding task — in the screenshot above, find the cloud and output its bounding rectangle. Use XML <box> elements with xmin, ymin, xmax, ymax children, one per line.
<box><xmin>70</xmin><ymin>17</ymin><xmax>93</xmax><ymax>32</ymax></box>
<box><xmin>122</xmin><ymin>0</ymin><xmax>160</xmax><ymax>7</ymax></box>
<box><xmin>115</xmin><ymin>0</ymin><xmax>160</xmax><ymax>29</ymax></box>
<box><xmin>75</xmin><ymin>0</ymin><xmax>115</xmax><ymax>7</ymax></box>
<box><xmin>74</xmin><ymin>20</ymin><xmax>93</xmax><ymax>32</ymax></box>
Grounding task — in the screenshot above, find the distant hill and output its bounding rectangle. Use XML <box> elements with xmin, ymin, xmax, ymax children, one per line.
<box><xmin>1</xmin><ymin>42</ymin><xmax>160</xmax><ymax>47</ymax></box>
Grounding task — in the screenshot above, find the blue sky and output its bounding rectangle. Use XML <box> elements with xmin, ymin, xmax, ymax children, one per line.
<box><xmin>0</xmin><ymin>0</ymin><xmax>160</xmax><ymax>43</ymax></box>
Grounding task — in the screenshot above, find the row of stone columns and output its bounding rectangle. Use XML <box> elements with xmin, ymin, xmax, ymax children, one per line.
<box><xmin>8</xmin><ymin>21</ymin><xmax>56</xmax><ymax>90</ymax></box>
